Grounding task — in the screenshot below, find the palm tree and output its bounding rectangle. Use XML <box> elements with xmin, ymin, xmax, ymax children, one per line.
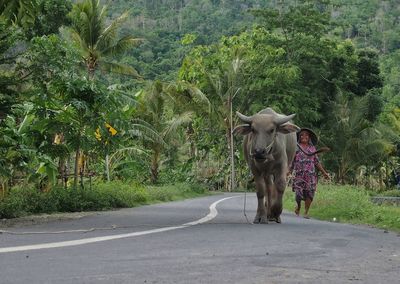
<box><xmin>136</xmin><ymin>80</ymin><xmax>209</xmax><ymax>183</ymax></box>
<box><xmin>64</xmin><ymin>0</ymin><xmax>143</xmax><ymax>183</ymax></box>
<box><xmin>0</xmin><ymin>0</ymin><xmax>37</xmax><ymax>27</ymax></box>
<box><xmin>328</xmin><ymin>94</ymin><xmax>394</xmax><ymax>184</ymax></box>
<box><xmin>200</xmin><ymin>52</ymin><xmax>245</xmax><ymax>191</ymax></box>
<box><xmin>67</xmin><ymin>0</ymin><xmax>142</xmax><ymax>79</ymax></box>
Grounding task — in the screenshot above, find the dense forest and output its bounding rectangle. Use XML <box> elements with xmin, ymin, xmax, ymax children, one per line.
<box><xmin>1</xmin><ymin>0</ymin><xmax>400</xmax><ymax>195</ymax></box>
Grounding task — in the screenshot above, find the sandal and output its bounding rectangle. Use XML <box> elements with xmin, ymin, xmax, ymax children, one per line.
<box><xmin>294</xmin><ymin>207</ymin><xmax>300</xmax><ymax>216</ymax></box>
<box><xmin>303</xmin><ymin>214</ymin><xmax>310</xmax><ymax>219</ymax></box>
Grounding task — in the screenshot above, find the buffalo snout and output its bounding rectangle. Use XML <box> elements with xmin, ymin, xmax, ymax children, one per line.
<box><xmin>253</xmin><ymin>148</ymin><xmax>267</xmax><ymax>160</ymax></box>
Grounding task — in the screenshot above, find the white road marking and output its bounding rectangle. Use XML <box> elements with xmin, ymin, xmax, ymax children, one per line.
<box><xmin>0</xmin><ymin>196</ymin><xmax>238</xmax><ymax>253</ymax></box>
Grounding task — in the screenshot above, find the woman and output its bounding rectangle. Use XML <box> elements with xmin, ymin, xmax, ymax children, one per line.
<box><xmin>289</xmin><ymin>128</ymin><xmax>329</xmax><ymax>219</ymax></box>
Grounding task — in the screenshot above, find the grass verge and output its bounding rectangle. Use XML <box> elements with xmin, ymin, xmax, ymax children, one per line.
<box><xmin>0</xmin><ymin>181</ymin><xmax>211</xmax><ymax>219</ymax></box>
<box><xmin>283</xmin><ymin>184</ymin><xmax>400</xmax><ymax>232</ymax></box>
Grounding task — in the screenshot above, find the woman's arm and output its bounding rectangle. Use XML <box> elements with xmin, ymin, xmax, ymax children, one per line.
<box><xmin>316</xmin><ymin>163</ymin><xmax>330</xmax><ymax>179</ymax></box>
<box><xmin>288</xmin><ymin>151</ymin><xmax>299</xmax><ymax>176</ymax></box>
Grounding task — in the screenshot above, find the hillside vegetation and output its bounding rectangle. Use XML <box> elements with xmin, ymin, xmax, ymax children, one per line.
<box><xmin>0</xmin><ymin>0</ymin><xmax>399</xmax><ymax>202</ymax></box>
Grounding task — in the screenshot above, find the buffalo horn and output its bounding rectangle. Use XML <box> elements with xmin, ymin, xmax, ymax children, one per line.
<box><xmin>236</xmin><ymin>111</ymin><xmax>252</xmax><ymax>123</ymax></box>
<box><xmin>273</xmin><ymin>114</ymin><xmax>296</xmax><ymax>125</ymax></box>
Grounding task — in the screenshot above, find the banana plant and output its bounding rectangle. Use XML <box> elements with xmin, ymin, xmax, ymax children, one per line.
<box><xmin>135</xmin><ymin>80</ymin><xmax>209</xmax><ymax>183</ymax></box>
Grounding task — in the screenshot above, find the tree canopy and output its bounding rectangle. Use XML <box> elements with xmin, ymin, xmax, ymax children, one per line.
<box><xmin>0</xmin><ymin>0</ymin><xmax>399</xmax><ymax>191</ymax></box>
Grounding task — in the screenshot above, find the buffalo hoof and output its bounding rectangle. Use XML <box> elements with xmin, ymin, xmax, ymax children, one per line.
<box><xmin>268</xmin><ymin>216</ymin><xmax>282</xmax><ymax>223</ymax></box>
<box><xmin>253</xmin><ymin>216</ymin><xmax>268</xmax><ymax>224</ymax></box>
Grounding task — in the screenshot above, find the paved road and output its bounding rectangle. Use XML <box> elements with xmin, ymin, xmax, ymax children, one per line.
<box><xmin>0</xmin><ymin>193</ymin><xmax>399</xmax><ymax>284</ymax></box>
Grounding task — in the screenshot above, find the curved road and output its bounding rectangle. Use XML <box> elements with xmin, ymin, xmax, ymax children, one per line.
<box><xmin>0</xmin><ymin>193</ymin><xmax>399</xmax><ymax>283</ymax></box>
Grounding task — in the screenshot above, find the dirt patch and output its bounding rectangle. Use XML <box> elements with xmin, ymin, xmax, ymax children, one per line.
<box><xmin>0</xmin><ymin>212</ymin><xmax>96</xmax><ymax>228</ymax></box>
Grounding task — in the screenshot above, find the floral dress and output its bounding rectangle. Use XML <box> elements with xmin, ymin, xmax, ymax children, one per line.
<box><xmin>291</xmin><ymin>145</ymin><xmax>320</xmax><ymax>201</ymax></box>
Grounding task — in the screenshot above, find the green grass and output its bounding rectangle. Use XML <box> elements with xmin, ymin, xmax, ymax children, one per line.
<box><xmin>3</xmin><ymin>182</ymin><xmax>399</xmax><ymax>233</ymax></box>
<box><xmin>283</xmin><ymin>184</ymin><xmax>400</xmax><ymax>232</ymax></box>
<box><xmin>0</xmin><ymin>181</ymin><xmax>211</xmax><ymax>219</ymax></box>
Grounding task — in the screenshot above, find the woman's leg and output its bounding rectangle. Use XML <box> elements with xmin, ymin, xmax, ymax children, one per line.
<box><xmin>304</xmin><ymin>198</ymin><xmax>312</xmax><ymax>218</ymax></box>
<box><xmin>295</xmin><ymin>194</ymin><xmax>301</xmax><ymax>216</ymax></box>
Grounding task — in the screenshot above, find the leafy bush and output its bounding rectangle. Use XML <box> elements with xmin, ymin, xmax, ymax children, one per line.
<box><xmin>0</xmin><ymin>181</ymin><xmax>208</xmax><ymax>219</ymax></box>
<box><xmin>0</xmin><ymin>188</ymin><xmax>27</xmax><ymax>218</ymax></box>
<box><xmin>146</xmin><ymin>183</ymin><xmax>207</xmax><ymax>202</ymax></box>
<box><xmin>94</xmin><ymin>181</ymin><xmax>150</xmax><ymax>207</ymax></box>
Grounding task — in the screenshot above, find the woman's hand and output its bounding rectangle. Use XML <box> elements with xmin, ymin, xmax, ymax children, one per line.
<box><xmin>317</xmin><ymin>163</ymin><xmax>330</xmax><ymax>180</ymax></box>
<box><xmin>322</xmin><ymin>171</ymin><xmax>330</xmax><ymax>180</ymax></box>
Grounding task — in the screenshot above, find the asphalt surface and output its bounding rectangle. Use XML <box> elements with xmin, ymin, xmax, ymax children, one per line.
<box><xmin>0</xmin><ymin>193</ymin><xmax>399</xmax><ymax>284</ymax></box>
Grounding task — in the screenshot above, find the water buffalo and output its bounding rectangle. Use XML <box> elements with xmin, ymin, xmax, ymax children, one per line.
<box><xmin>233</xmin><ymin>108</ymin><xmax>299</xmax><ymax>223</ymax></box>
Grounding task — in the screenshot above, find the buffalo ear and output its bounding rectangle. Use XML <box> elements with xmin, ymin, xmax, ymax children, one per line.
<box><xmin>232</xmin><ymin>124</ymin><xmax>252</xmax><ymax>135</ymax></box>
<box><xmin>277</xmin><ymin>123</ymin><xmax>300</xmax><ymax>134</ymax></box>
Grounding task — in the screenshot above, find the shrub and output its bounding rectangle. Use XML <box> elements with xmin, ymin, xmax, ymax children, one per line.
<box><xmin>0</xmin><ymin>181</ymin><xmax>208</xmax><ymax>219</ymax></box>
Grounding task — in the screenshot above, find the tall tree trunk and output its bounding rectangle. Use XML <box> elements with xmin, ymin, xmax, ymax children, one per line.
<box><xmin>385</xmin><ymin>161</ymin><xmax>390</xmax><ymax>189</ymax></box>
<box><xmin>73</xmin><ymin>134</ymin><xmax>81</xmax><ymax>189</ymax></box>
<box><xmin>58</xmin><ymin>158</ymin><xmax>66</xmax><ymax>187</ymax></box>
<box><xmin>74</xmin><ymin>147</ymin><xmax>80</xmax><ymax>189</ymax></box>
<box><xmin>379</xmin><ymin>167</ymin><xmax>384</xmax><ymax>190</ymax></box>
<box><xmin>0</xmin><ymin>181</ymin><xmax>8</xmax><ymax>199</ymax></box>
<box><xmin>150</xmin><ymin>150</ymin><xmax>160</xmax><ymax>184</ymax></box>
<box><xmin>105</xmin><ymin>153</ymin><xmax>110</xmax><ymax>182</ymax></box>
<box><xmin>365</xmin><ymin>166</ymin><xmax>371</xmax><ymax>189</ymax></box>
<box><xmin>229</xmin><ymin>94</ymin><xmax>234</xmax><ymax>192</ymax></box>
<box><xmin>186</xmin><ymin>123</ymin><xmax>196</xmax><ymax>159</ymax></box>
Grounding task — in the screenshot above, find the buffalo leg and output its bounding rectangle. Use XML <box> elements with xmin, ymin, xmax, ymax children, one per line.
<box><xmin>269</xmin><ymin>174</ymin><xmax>286</xmax><ymax>223</ymax></box>
<box><xmin>254</xmin><ymin>176</ymin><xmax>268</xmax><ymax>224</ymax></box>
<box><xmin>265</xmin><ymin>175</ymin><xmax>274</xmax><ymax>220</ymax></box>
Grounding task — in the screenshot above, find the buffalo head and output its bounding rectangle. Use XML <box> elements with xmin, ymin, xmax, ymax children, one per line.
<box><xmin>233</xmin><ymin>110</ymin><xmax>299</xmax><ymax>162</ymax></box>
